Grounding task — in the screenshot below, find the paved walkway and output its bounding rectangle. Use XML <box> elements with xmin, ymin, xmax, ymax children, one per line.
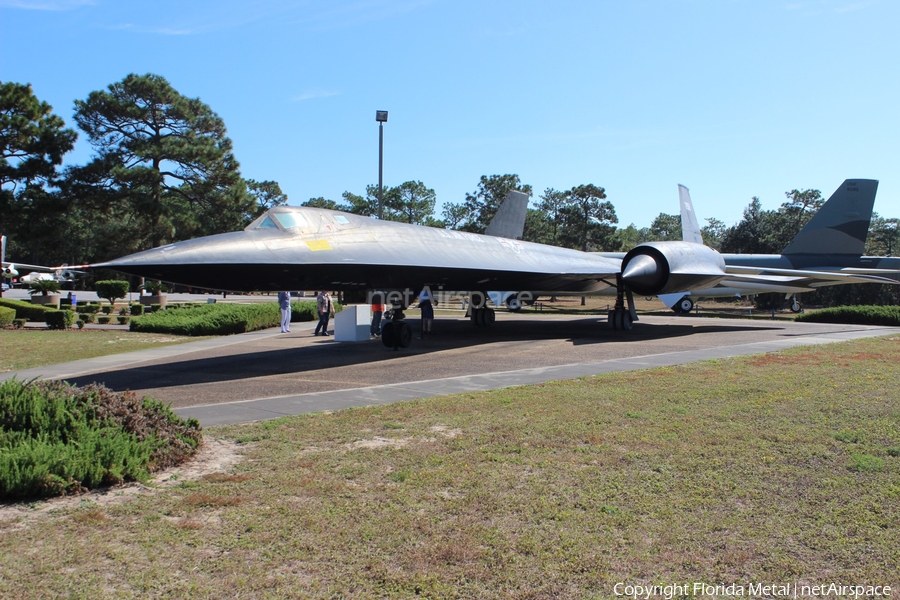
<box><xmin>5</xmin><ymin>314</ymin><xmax>898</xmax><ymax>427</ymax></box>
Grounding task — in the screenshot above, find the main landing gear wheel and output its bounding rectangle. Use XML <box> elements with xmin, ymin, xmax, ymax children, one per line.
<box><xmin>505</xmin><ymin>294</ymin><xmax>522</xmax><ymax>312</ymax></box>
<box><xmin>674</xmin><ymin>296</ymin><xmax>694</xmax><ymax>313</ymax></box>
<box><xmin>607</xmin><ymin>308</ymin><xmax>633</xmax><ymax>331</ymax></box>
<box><xmin>790</xmin><ymin>298</ymin><xmax>802</xmax><ymax>313</ymax></box>
<box><xmin>470</xmin><ymin>306</ymin><xmax>496</xmax><ymax>327</ymax></box>
<box><xmin>381</xmin><ymin>321</ymin><xmax>412</xmax><ymax>349</ymax></box>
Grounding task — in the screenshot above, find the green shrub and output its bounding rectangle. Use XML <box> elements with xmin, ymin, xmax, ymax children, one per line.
<box><xmin>13</xmin><ymin>318</ymin><xmax>26</xmax><ymax>329</ymax></box>
<box><xmin>130</xmin><ymin>303</ymin><xmax>144</xmax><ymax>316</ymax></box>
<box><xmin>95</xmin><ymin>280</ymin><xmax>130</xmax><ymax>306</ymax></box>
<box><xmin>117</xmin><ymin>316</ymin><xmax>130</xmax><ymax>325</ymax></box>
<box><xmin>97</xmin><ymin>315</ymin><xmax>112</xmax><ymax>325</ymax></box>
<box><xmin>0</xmin><ymin>298</ymin><xmax>56</xmax><ymax>322</ymax></box>
<box><xmin>130</xmin><ymin>302</ymin><xmax>280</xmax><ymax>336</ymax></box>
<box><xmin>28</xmin><ymin>279</ymin><xmax>60</xmax><ymax>297</ymax></box>
<box><xmin>45</xmin><ymin>310</ymin><xmax>76</xmax><ymax>330</ymax></box>
<box><xmin>0</xmin><ymin>379</ymin><xmax>202</xmax><ymax>500</ymax></box>
<box><xmin>128</xmin><ymin>301</ymin><xmax>339</xmax><ymax>336</ymax></box>
<box><xmin>0</xmin><ymin>306</ymin><xmax>14</xmax><ymax>327</ymax></box>
<box><xmin>76</xmin><ymin>303</ymin><xmax>101</xmax><ymax>315</ymax></box>
<box><xmin>795</xmin><ymin>305</ymin><xmax>900</xmax><ymax>326</ymax></box>
<box><xmin>78</xmin><ymin>313</ymin><xmax>95</xmax><ymax>324</ymax></box>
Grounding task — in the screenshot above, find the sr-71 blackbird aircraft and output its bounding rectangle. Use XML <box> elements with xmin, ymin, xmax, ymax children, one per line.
<box><xmin>93</xmin><ymin>186</ymin><xmax>897</xmax><ymax>348</ymax></box>
<box><xmin>661</xmin><ymin>179</ymin><xmax>900</xmax><ymax>313</ymax></box>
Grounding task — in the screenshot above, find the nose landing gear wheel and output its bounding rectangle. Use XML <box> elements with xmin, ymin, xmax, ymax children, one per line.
<box><xmin>380</xmin><ymin>321</ymin><xmax>412</xmax><ymax>349</ymax></box>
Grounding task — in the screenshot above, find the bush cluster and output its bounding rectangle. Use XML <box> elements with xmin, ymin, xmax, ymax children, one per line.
<box><xmin>129</xmin><ymin>300</ymin><xmax>338</xmax><ymax>336</ymax></box>
<box><xmin>0</xmin><ymin>306</ymin><xmax>14</xmax><ymax>327</ymax></box>
<box><xmin>0</xmin><ymin>379</ymin><xmax>202</xmax><ymax>500</ymax></box>
<box><xmin>0</xmin><ymin>298</ymin><xmax>56</xmax><ymax>322</ymax></box>
<box><xmin>795</xmin><ymin>305</ymin><xmax>900</xmax><ymax>326</ymax></box>
<box><xmin>45</xmin><ymin>310</ymin><xmax>76</xmax><ymax>330</ymax></box>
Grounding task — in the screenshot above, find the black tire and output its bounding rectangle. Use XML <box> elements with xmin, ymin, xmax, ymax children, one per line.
<box><xmin>381</xmin><ymin>322</ymin><xmax>396</xmax><ymax>348</ymax></box>
<box><xmin>675</xmin><ymin>297</ymin><xmax>694</xmax><ymax>313</ymax></box>
<box><xmin>790</xmin><ymin>300</ymin><xmax>802</xmax><ymax>313</ymax></box>
<box><xmin>397</xmin><ymin>322</ymin><xmax>413</xmax><ymax>348</ymax></box>
<box><xmin>506</xmin><ymin>294</ymin><xmax>522</xmax><ymax>312</ymax></box>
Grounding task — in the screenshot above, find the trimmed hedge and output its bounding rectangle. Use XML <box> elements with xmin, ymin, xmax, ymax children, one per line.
<box><xmin>795</xmin><ymin>305</ymin><xmax>900</xmax><ymax>326</ymax></box>
<box><xmin>95</xmin><ymin>280</ymin><xmax>130</xmax><ymax>305</ymax></box>
<box><xmin>0</xmin><ymin>306</ymin><xmax>14</xmax><ymax>327</ymax></box>
<box><xmin>45</xmin><ymin>310</ymin><xmax>76</xmax><ymax>330</ymax></box>
<box><xmin>76</xmin><ymin>303</ymin><xmax>102</xmax><ymax>315</ymax></box>
<box><xmin>0</xmin><ymin>379</ymin><xmax>202</xmax><ymax>500</ymax></box>
<box><xmin>0</xmin><ymin>298</ymin><xmax>56</xmax><ymax>322</ymax></box>
<box><xmin>129</xmin><ymin>300</ymin><xmax>341</xmax><ymax>336</ymax></box>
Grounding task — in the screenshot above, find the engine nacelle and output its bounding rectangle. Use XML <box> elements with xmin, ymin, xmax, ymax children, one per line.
<box><xmin>621</xmin><ymin>241</ymin><xmax>727</xmax><ymax>296</ymax></box>
<box><xmin>2</xmin><ymin>264</ymin><xmax>18</xmax><ymax>278</ymax></box>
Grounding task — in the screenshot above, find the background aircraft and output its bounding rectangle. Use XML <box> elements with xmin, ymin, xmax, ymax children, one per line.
<box><xmin>1</xmin><ymin>235</ymin><xmax>79</xmax><ymax>292</ymax></box>
<box><xmin>662</xmin><ymin>179</ymin><xmax>900</xmax><ymax>312</ymax></box>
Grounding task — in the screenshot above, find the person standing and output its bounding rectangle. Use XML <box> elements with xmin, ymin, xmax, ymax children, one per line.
<box><xmin>370</xmin><ymin>292</ymin><xmax>385</xmax><ymax>337</ymax></box>
<box><xmin>417</xmin><ymin>287</ymin><xmax>437</xmax><ymax>336</ymax></box>
<box><xmin>277</xmin><ymin>291</ymin><xmax>292</xmax><ymax>333</ymax></box>
<box><xmin>314</xmin><ymin>290</ymin><xmax>335</xmax><ymax>336</ymax></box>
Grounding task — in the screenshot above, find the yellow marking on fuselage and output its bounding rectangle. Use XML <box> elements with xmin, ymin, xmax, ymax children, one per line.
<box><xmin>306</xmin><ymin>239</ymin><xmax>332</xmax><ymax>251</ymax></box>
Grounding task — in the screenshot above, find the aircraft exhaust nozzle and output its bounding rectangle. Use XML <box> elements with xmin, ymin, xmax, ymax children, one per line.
<box><xmin>622</xmin><ymin>242</ymin><xmax>727</xmax><ymax>296</ymax></box>
<box><xmin>621</xmin><ymin>253</ymin><xmax>666</xmax><ymax>294</ymax></box>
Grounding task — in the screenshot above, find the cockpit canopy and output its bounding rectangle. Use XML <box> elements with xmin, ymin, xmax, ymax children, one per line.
<box><xmin>245</xmin><ymin>207</ymin><xmax>355</xmax><ymax>232</ymax></box>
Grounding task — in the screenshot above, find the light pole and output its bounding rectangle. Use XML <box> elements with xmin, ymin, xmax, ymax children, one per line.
<box><xmin>376</xmin><ymin>110</ymin><xmax>388</xmax><ymax>220</ymax></box>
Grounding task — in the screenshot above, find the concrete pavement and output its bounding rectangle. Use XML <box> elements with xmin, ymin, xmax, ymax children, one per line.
<box><xmin>4</xmin><ymin>313</ymin><xmax>898</xmax><ymax>427</ymax></box>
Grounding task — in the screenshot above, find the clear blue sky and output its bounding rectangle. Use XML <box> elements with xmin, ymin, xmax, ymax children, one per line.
<box><xmin>2</xmin><ymin>0</ymin><xmax>898</xmax><ymax>229</ymax></box>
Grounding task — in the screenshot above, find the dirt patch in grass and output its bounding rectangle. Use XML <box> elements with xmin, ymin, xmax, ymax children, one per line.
<box><xmin>0</xmin><ymin>437</ymin><xmax>245</xmax><ymax>528</ymax></box>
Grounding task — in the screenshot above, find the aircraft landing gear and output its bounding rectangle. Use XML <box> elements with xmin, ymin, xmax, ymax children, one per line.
<box><xmin>608</xmin><ymin>274</ymin><xmax>637</xmax><ymax>331</ymax></box>
<box><xmin>505</xmin><ymin>293</ymin><xmax>522</xmax><ymax>312</ymax></box>
<box><xmin>789</xmin><ymin>296</ymin><xmax>802</xmax><ymax>313</ymax></box>
<box><xmin>673</xmin><ymin>296</ymin><xmax>694</xmax><ymax>314</ymax></box>
<box><xmin>470</xmin><ymin>306</ymin><xmax>496</xmax><ymax>327</ymax></box>
<box><xmin>381</xmin><ymin>305</ymin><xmax>413</xmax><ymax>350</ymax></box>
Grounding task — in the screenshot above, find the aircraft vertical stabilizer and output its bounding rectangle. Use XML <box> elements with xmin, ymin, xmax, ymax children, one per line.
<box><xmin>678</xmin><ymin>185</ymin><xmax>704</xmax><ymax>245</ymax></box>
<box><xmin>485</xmin><ymin>190</ymin><xmax>529</xmax><ymax>239</ymax></box>
<box><xmin>781</xmin><ymin>179</ymin><xmax>878</xmax><ymax>256</ymax></box>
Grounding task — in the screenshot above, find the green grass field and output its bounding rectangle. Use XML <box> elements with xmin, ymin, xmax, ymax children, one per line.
<box><xmin>1</xmin><ymin>336</ymin><xmax>897</xmax><ymax>598</ymax></box>
<box><xmin>0</xmin><ymin>329</ymin><xmax>209</xmax><ymax>373</ymax></box>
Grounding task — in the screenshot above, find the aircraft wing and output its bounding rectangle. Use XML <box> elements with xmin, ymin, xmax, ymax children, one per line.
<box><xmin>723</xmin><ymin>265</ymin><xmax>899</xmax><ymax>286</ymax></box>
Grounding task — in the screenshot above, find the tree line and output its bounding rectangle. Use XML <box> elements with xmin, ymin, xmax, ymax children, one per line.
<box><xmin>2</xmin><ymin>74</ymin><xmax>897</xmax><ymax>305</ymax></box>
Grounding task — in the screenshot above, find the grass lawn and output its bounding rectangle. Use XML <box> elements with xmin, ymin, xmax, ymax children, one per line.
<box><xmin>0</xmin><ymin>329</ymin><xmax>210</xmax><ymax>373</ymax></box>
<box><xmin>1</xmin><ymin>336</ymin><xmax>898</xmax><ymax>598</ymax></box>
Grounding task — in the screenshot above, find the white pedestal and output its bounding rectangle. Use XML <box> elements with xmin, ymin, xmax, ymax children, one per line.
<box><xmin>334</xmin><ymin>305</ymin><xmax>371</xmax><ymax>342</ymax></box>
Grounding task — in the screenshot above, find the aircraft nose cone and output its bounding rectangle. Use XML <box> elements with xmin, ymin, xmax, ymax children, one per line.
<box><xmin>621</xmin><ymin>254</ymin><xmax>662</xmax><ymax>289</ymax></box>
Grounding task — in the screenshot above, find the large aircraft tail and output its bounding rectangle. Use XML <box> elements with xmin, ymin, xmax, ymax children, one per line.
<box><xmin>678</xmin><ymin>185</ymin><xmax>704</xmax><ymax>245</ymax></box>
<box><xmin>485</xmin><ymin>190</ymin><xmax>529</xmax><ymax>239</ymax></box>
<box><xmin>781</xmin><ymin>179</ymin><xmax>878</xmax><ymax>256</ymax></box>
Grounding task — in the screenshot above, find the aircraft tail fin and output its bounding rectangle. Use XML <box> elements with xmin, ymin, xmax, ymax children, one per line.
<box><xmin>485</xmin><ymin>190</ymin><xmax>529</xmax><ymax>239</ymax></box>
<box><xmin>781</xmin><ymin>179</ymin><xmax>878</xmax><ymax>256</ymax></box>
<box><xmin>678</xmin><ymin>184</ymin><xmax>704</xmax><ymax>245</ymax></box>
